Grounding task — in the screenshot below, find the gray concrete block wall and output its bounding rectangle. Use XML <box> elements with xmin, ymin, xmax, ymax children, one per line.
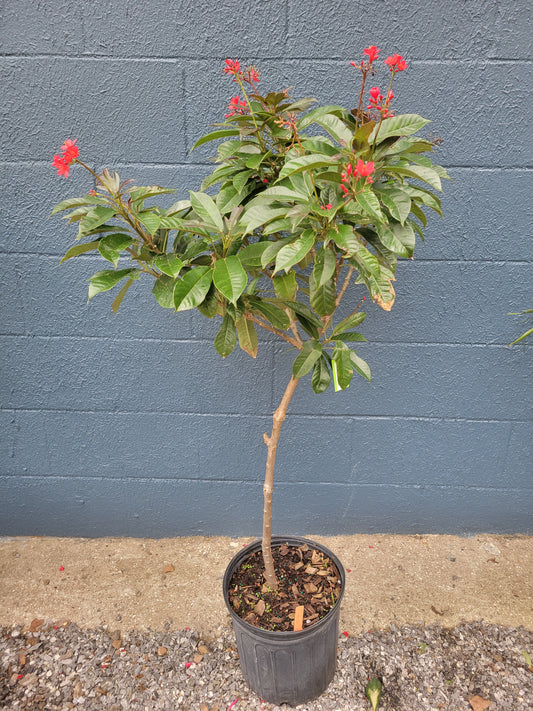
<box><xmin>1</xmin><ymin>0</ymin><xmax>531</xmax><ymax>537</ymax></box>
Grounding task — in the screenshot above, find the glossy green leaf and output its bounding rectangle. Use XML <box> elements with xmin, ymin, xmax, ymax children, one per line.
<box><xmin>297</xmin><ymin>104</ymin><xmax>345</xmax><ymax>129</ymax></box>
<box><xmin>332</xmin><ymin>311</ymin><xmax>366</xmax><ymax>335</ymax></box>
<box><xmin>350</xmin><ymin>351</ymin><xmax>372</xmax><ymax>382</ymax></box>
<box><xmin>252</xmin><ymin>186</ymin><xmax>308</xmax><ymax>203</ymax></box>
<box><xmin>274</xmin><ymin>230</ymin><xmax>314</xmax><ymax>274</ymax></box>
<box><xmin>261</xmin><ymin>236</ymin><xmax>294</xmax><ymax>268</ymax></box>
<box><xmin>191</xmin><ymin>127</ymin><xmax>240</xmax><ymax>150</ymax></box>
<box><xmin>98</xmin><ymin>233</ymin><xmax>134</xmax><ymax>267</ymax></box>
<box><xmin>152</xmin><ymin>275</ymin><xmax>176</xmax><ymax>309</ymax></box>
<box><xmin>213</xmin><ymin>256</ymin><xmax>247</xmax><ymax>305</ymax></box>
<box><xmin>174</xmin><ymin>266</ymin><xmax>213</xmax><ymax>312</ymax></box>
<box><xmin>238</xmin><ymin>241</ymin><xmax>271</xmax><ymax>267</ymax></box>
<box><xmin>214</xmin><ymin>313</ymin><xmax>237</xmax><ymax>357</ymax></box>
<box><xmin>384</xmin><ymin>164</ymin><xmax>442</xmax><ymax>191</ymax></box>
<box><xmin>330</xmin><ymin>332</ymin><xmax>366</xmax><ymax>342</ymax></box>
<box><xmin>292</xmin><ymin>339</ymin><xmax>322</xmax><ymax>378</ymax></box>
<box><xmin>233</xmin><ymin>169</ymin><xmax>254</xmax><ymax>193</ymax></box>
<box><xmin>248</xmin><ymin>297</ymin><xmax>290</xmax><ymax>329</ymax></box>
<box><xmin>310</xmin><ymin>271</ymin><xmax>336</xmax><ymax>316</ymax></box>
<box><xmin>311</xmin><ymin>355</ymin><xmax>331</xmax><ymax>394</ymax></box>
<box><xmin>313</xmin><ymin>246</ymin><xmax>337</xmax><ymax>288</ymax></box>
<box><xmin>87</xmin><ymin>268</ymin><xmax>138</xmax><ymax>300</ymax></box>
<box><xmin>354</xmin><ymin>190</ymin><xmax>386</xmax><ymax>223</ymax></box>
<box><xmin>154</xmin><ymin>254</ymin><xmax>184</xmax><ymax>278</ymax></box>
<box><xmin>60</xmin><ymin>240</ymin><xmax>100</xmax><ymax>264</ymax></box>
<box><xmin>376</xmin><ymin>222</ymin><xmax>415</xmax><ymax>257</ymax></box>
<box><xmin>241</xmin><ymin>205</ymin><xmax>288</xmax><ymax>234</ymax></box>
<box><xmin>332</xmin><ymin>343</ymin><xmax>353</xmax><ymax>390</ymax></box>
<box><xmin>111</xmin><ymin>277</ymin><xmax>135</xmax><ymax>314</ymax></box>
<box><xmin>369</xmin><ymin>114</ymin><xmax>430</xmax><ymax>143</ymax></box>
<box><xmin>278</xmin><ymin>154</ymin><xmax>336</xmax><ymax>180</ymax></box>
<box><xmin>197</xmin><ymin>285</ymin><xmax>218</xmax><ymax>318</ymax></box>
<box><xmin>312</xmin><ymin>114</ymin><xmax>353</xmax><ymax>145</ymax></box>
<box><xmin>376</xmin><ymin>186</ymin><xmax>411</xmax><ymax>224</ymax></box>
<box><xmin>51</xmin><ymin>195</ymin><xmax>108</xmax><ymax>215</ymax></box>
<box><xmin>137</xmin><ymin>211</ymin><xmax>161</xmax><ymax>235</ymax></box>
<box><xmin>235</xmin><ymin>316</ymin><xmax>258</xmax><ymax>358</ymax></box>
<box><xmin>273</xmin><ymin>272</ymin><xmax>297</xmax><ymax>300</ymax></box>
<box><xmin>329</xmin><ymin>224</ymin><xmax>359</xmax><ymax>255</ymax></box>
<box><xmin>77</xmin><ymin>206</ymin><xmax>116</xmax><ymax>238</ymax></box>
<box><xmin>190</xmin><ymin>191</ymin><xmax>224</xmax><ymax>232</ymax></box>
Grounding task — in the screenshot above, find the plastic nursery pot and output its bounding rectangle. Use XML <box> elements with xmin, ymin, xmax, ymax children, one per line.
<box><xmin>223</xmin><ymin>535</ymin><xmax>345</xmax><ymax>706</ymax></box>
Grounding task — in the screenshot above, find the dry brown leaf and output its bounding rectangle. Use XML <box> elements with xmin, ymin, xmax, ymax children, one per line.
<box><xmin>374</xmin><ymin>281</ymin><xmax>396</xmax><ymax>311</ymax></box>
<box><xmin>469</xmin><ymin>695</ymin><xmax>491</xmax><ymax>711</ymax></box>
<box><xmin>254</xmin><ymin>599</ymin><xmax>266</xmax><ymax>617</ymax></box>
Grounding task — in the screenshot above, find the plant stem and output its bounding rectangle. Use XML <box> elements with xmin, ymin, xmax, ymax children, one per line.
<box><xmin>262</xmin><ymin>375</ymin><xmax>299</xmax><ymax>589</ymax></box>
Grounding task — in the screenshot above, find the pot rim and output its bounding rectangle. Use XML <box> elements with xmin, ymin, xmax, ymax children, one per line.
<box><xmin>222</xmin><ymin>535</ymin><xmax>345</xmax><ymax>639</ymax></box>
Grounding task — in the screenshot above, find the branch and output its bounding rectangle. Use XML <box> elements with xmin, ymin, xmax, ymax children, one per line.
<box><xmin>245</xmin><ymin>313</ymin><xmax>302</xmax><ymax>350</ymax></box>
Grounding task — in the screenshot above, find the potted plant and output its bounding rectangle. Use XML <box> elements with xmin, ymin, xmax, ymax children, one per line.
<box><xmin>50</xmin><ymin>46</ymin><xmax>448</xmax><ymax>705</ymax></box>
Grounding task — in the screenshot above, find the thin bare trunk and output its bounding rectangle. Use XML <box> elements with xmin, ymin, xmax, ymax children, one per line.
<box><xmin>262</xmin><ymin>375</ymin><xmax>300</xmax><ymax>589</ymax></box>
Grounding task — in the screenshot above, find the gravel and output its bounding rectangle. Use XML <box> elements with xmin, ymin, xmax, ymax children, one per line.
<box><xmin>1</xmin><ymin>620</ymin><xmax>532</xmax><ymax>710</ymax></box>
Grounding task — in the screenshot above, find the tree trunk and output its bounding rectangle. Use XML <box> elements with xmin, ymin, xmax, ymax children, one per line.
<box><xmin>262</xmin><ymin>375</ymin><xmax>299</xmax><ymax>589</ymax></box>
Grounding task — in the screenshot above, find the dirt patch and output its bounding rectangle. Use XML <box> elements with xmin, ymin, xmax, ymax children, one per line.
<box><xmin>0</xmin><ymin>534</ymin><xmax>531</xmax><ymax>635</ymax></box>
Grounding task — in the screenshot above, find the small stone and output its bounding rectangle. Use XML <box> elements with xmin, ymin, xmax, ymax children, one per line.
<box><xmin>163</xmin><ymin>564</ymin><xmax>175</xmax><ymax>573</ymax></box>
<box><xmin>198</xmin><ymin>645</ymin><xmax>210</xmax><ymax>655</ymax></box>
<box><xmin>112</xmin><ymin>640</ymin><xmax>121</xmax><ymax>649</ymax></box>
<box><xmin>110</xmin><ymin>629</ymin><xmax>121</xmax><ymax>641</ymax></box>
<box><xmin>157</xmin><ymin>646</ymin><xmax>167</xmax><ymax>657</ymax></box>
<box><xmin>43</xmin><ymin>579</ymin><xmax>50</xmax><ymax>586</ymax></box>
<box><xmin>193</xmin><ymin>653</ymin><xmax>204</xmax><ymax>664</ymax></box>
<box><xmin>29</xmin><ymin>618</ymin><xmax>44</xmax><ymax>633</ymax></box>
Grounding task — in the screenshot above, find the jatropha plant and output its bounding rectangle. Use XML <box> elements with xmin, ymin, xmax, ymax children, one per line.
<box><xmin>51</xmin><ymin>47</ymin><xmax>448</xmax><ymax>590</ymax></box>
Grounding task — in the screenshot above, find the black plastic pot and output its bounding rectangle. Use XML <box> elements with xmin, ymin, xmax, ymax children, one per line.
<box><xmin>223</xmin><ymin>535</ymin><xmax>345</xmax><ymax>706</ymax></box>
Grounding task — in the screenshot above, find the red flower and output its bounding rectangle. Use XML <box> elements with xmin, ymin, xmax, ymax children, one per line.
<box><xmin>224</xmin><ymin>95</ymin><xmax>248</xmax><ymax>118</ymax></box>
<box><xmin>223</xmin><ymin>59</ymin><xmax>242</xmax><ymax>80</ymax></box>
<box><xmin>355</xmin><ymin>159</ymin><xmax>374</xmax><ymax>177</ymax></box>
<box><xmin>363</xmin><ymin>45</ymin><xmax>380</xmax><ymax>64</ymax></box>
<box><xmin>384</xmin><ymin>53</ymin><xmax>408</xmax><ymax>72</ymax></box>
<box><xmin>245</xmin><ymin>66</ymin><xmax>260</xmax><ymax>84</ymax></box>
<box><xmin>52</xmin><ymin>154</ymin><xmax>70</xmax><ymax>178</ymax></box>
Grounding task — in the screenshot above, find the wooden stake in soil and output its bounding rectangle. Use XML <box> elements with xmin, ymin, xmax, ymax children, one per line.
<box><xmin>293</xmin><ymin>605</ymin><xmax>305</xmax><ymax>632</ymax></box>
<box><xmin>262</xmin><ymin>376</ymin><xmax>299</xmax><ymax>590</ymax></box>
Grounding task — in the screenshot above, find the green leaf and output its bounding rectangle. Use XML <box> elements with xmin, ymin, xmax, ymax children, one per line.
<box><xmin>238</xmin><ymin>241</ymin><xmax>271</xmax><ymax>267</ymax></box>
<box><xmin>310</xmin><ymin>272</ymin><xmax>336</xmax><ymax>316</ymax></box>
<box><xmin>330</xmin><ymin>332</ymin><xmax>366</xmax><ymax>343</ymax></box>
<box><xmin>292</xmin><ymin>340</ymin><xmax>322</xmax><ymax>378</ymax></box>
<box><xmin>332</xmin><ymin>343</ymin><xmax>353</xmax><ymax>391</ymax></box>
<box><xmin>273</xmin><ymin>272</ymin><xmax>297</xmax><ymax>300</ymax></box>
<box><xmin>51</xmin><ymin>195</ymin><xmax>108</xmax><ymax>215</ymax></box>
<box><xmin>191</xmin><ymin>127</ymin><xmax>241</xmax><ymax>150</ymax></box>
<box><xmin>87</xmin><ymin>268</ymin><xmax>138</xmax><ymax>300</ymax></box>
<box><xmin>112</xmin><ymin>277</ymin><xmax>135</xmax><ymax>314</ymax></box>
<box><xmin>261</xmin><ymin>235</ymin><xmax>294</xmax><ymax>268</ymax></box>
<box><xmin>152</xmin><ymin>275</ymin><xmax>177</xmax><ymax>308</ymax></box>
<box><xmin>235</xmin><ymin>316</ymin><xmax>258</xmax><ymax>358</ymax></box>
<box><xmin>190</xmin><ymin>191</ymin><xmax>224</xmax><ymax>232</ymax></box>
<box><xmin>329</xmin><ymin>224</ymin><xmax>359</xmax><ymax>255</ymax></box>
<box><xmin>369</xmin><ymin>114</ymin><xmax>430</xmax><ymax>143</ymax></box>
<box><xmin>311</xmin><ymin>355</ymin><xmax>331</xmax><ymax>394</ymax></box>
<box><xmin>365</xmin><ymin>677</ymin><xmax>382</xmax><ymax>711</ymax></box>
<box><xmin>241</xmin><ymin>205</ymin><xmax>288</xmax><ymax>234</ymax></box>
<box><xmin>197</xmin><ymin>285</ymin><xmax>218</xmax><ymax>318</ymax></box>
<box><xmin>312</xmin><ymin>114</ymin><xmax>353</xmax><ymax>145</ymax></box>
<box><xmin>354</xmin><ymin>190</ymin><xmax>386</xmax><ymax>223</ymax></box>
<box><xmin>274</xmin><ymin>230</ymin><xmax>315</xmax><ymax>274</ymax></box>
<box><xmin>313</xmin><ymin>246</ymin><xmax>337</xmax><ymax>288</ymax></box>
<box><xmin>137</xmin><ymin>211</ymin><xmax>161</xmax><ymax>235</ymax></box>
<box><xmin>154</xmin><ymin>254</ymin><xmax>184</xmax><ymax>278</ymax></box>
<box><xmin>213</xmin><ymin>256</ymin><xmax>247</xmax><ymax>305</ymax></box>
<box><xmin>332</xmin><ymin>311</ymin><xmax>366</xmax><ymax>335</ymax></box>
<box><xmin>375</xmin><ymin>185</ymin><xmax>412</xmax><ymax>224</ymax></box>
<box><xmin>233</xmin><ymin>169</ymin><xmax>254</xmax><ymax>193</ymax></box>
<box><xmin>278</xmin><ymin>154</ymin><xmax>336</xmax><ymax>180</ymax></box>
<box><xmin>252</xmin><ymin>186</ymin><xmax>308</xmax><ymax>203</ymax></box>
<box><xmin>60</xmin><ymin>240</ymin><xmax>101</xmax><ymax>264</ymax></box>
<box><xmin>350</xmin><ymin>351</ymin><xmax>371</xmax><ymax>382</ymax></box>
<box><xmin>384</xmin><ymin>164</ymin><xmax>442</xmax><ymax>191</ymax></box>
<box><xmin>376</xmin><ymin>222</ymin><xmax>415</xmax><ymax>257</ymax></box>
<box><xmin>174</xmin><ymin>266</ymin><xmax>213</xmax><ymax>312</ymax></box>
<box><xmin>214</xmin><ymin>313</ymin><xmax>237</xmax><ymax>357</ymax></box>
<box><xmin>98</xmin><ymin>233</ymin><xmax>134</xmax><ymax>267</ymax></box>
<box><xmin>77</xmin><ymin>206</ymin><xmax>116</xmax><ymax>238</ymax></box>
<box><xmin>247</xmin><ymin>297</ymin><xmax>290</xmax><ymax>329</ymax></box>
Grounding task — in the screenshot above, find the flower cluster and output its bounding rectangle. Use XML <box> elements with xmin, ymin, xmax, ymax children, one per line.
<box><xmin>351</xmin><ymin>44</ymin><xmax>380</xmax><ymax>70</ymax></box>
<box><xmin>384</xmin><ymin>53</ymin><xmax>408</xmax><ymax>73</ymax></box>
<box><xmin>340</xmin><ymin>159</ymin><xmax>375</xmax><ymax>196</ymax></box>
<box><xmin>225</xmin><ymin>95</ymin><xmax>248</xmax><ymax>118</ymax></box>
<box><xmin>368</xmin><ymin>86</ymin><xmax>394</xmax><ymax>118</ymax></box>
<box><xmin>51</xmin><ymin>139</ymin><xmax>79</xmax><ymax>178</ymax></box>
<box><xmin>223</xmin><ymin>58</ymin><xmax>259</xmax><ymax>85</ymax></box>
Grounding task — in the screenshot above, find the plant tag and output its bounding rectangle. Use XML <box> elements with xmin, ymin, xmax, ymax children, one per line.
<box><xmin>293</xmin><ymin>605</ymin><xmax>304</xmax><ymax>632</ymax></box>
<box><xmin>332</xmin><ymin>359</ymin><xmax>348</xmax><ymax>392</ymax></box>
